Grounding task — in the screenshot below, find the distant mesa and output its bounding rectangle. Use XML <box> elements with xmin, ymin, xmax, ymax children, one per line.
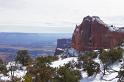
<box><xmin>54</xmin><ymin>39</ymin><xmax>71</xmax><ymax>55</ymax></box>
<box><xmin>72</xmin><ymin>16</ymin><xmax>124</xmax><ymax>51</ymax></box>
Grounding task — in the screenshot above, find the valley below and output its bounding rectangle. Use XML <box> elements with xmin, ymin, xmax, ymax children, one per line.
<box><xmin>0</xmin><ymin>33</ymin><xmax>71</xmax><ymax>62</ymax></box>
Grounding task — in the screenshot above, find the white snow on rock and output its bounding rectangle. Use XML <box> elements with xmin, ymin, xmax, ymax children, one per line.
<box><xmin>108</xmin><ymin>25</ymin><xmax>119</xmax><ymax>31</ymax></box>
<box><xmin>92</xmin><ymin>16</ymin><xmax>107</xmax><ymax>26</ymax></box>
<box><xmin>56</xmin><ymin>48</ymin><xmax>64</xmax><ymax>51</ymax></box>
<box><xmin>50</xmin><ymin>57</ymin><xmax>78</xmax><ymax>68</ymax></box>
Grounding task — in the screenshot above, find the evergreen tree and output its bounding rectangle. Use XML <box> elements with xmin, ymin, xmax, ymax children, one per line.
<box><xmin>28</xmin><ymin>64</ymin><xmax>55</xmax><ymax>82</ymax></box>
<box><xmin>36</xmin><ymin>56</ymin><xmax>58</xmax><ymax>65</ymax></box>
<box><xmin>78</xmin><ymin>51</ymin><xmax>97</xmax><ymax>61</ymax></box>
<box><xmin>27</xmin><ymin>56</ymin><xmax>58</xmax><ymax>82</ymax></box>
<box><xmin>83</xmin><ymin>59</ymin><xmax>100</xmax><ymax>77</ymax></box>
<box><xmin>99</xmin><ymin>48</ymin><xmax>123</xmax><ymax>65</ymax></box>
<box><xmin>15</xmin><ymin>50</ymin><xmax>32</xmax><ymax>66</ymax></box>
<box><xmin>24</xmin><ymin>73</ymin><xmax>32</xmax><ymax>82</ymax></box>
<box><xmin>0</xmin><ymin>59</ymin><xmax>7</xmax><ymax>75</ymax></box>
<box><xmin>118</xmin><ymin>69</ymin><xmax>124</xmax><ymax>82</ymax></box>
<box><xmin>53</xmin><ymin>66</ymin><xmax>81</xmax><ymax>82</ymax></box>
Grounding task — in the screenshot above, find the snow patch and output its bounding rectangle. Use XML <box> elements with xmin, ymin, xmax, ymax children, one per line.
<box><xmin>50</xmin><ymin>57</ymin><xmax>78</xmax><ymax>68</ymax></box>
<box><xmin>0</xmin><ymin>61</ymin><xmax>27</xmax><ymax>81</ymax></box>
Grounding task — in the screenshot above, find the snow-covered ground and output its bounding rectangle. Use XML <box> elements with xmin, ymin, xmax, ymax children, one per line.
<box><xmin>80</xmin><ymin>73</ymin><xmax>118</xmax><ymax>82</ymax></box>
<box><xmin>80</xmin><ymin>57</ymin><xmax>122</xmax><ymax>82</ymax></box>
<box><xmin>0</xmin><ymin>61</ymin><xmax>27</xmax><ymax>81</ymax></box>
<box><xmin>50</xmin><ymin>55</ymin><xmax>122</xmax><ymax>82</ymax></box>
<box><xmin>0</xmin><ymin>54</ymin><xmax>123</xmax><ymax>82</ymax></box>
<box><xmin>50</xmin><ymin>57</ymin><xmax>78</xmax><ymax>68</ymax></box>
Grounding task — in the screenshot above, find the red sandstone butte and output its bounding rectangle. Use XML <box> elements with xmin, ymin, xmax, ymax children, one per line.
<box><xmin>72</xmin><ymin>16</ymin><xmax>124</xmax><ymax>51</ymax></box>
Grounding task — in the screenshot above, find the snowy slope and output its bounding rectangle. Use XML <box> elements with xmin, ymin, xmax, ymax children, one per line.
<box><xmin>50</xmin><ymin>57</ymin><xmax>78</xmax><ymax>68</ymax></box>
<box><xmin>80</xmin><ymin>57</ymin><xmax>122</xmax><ymax>82</ymax></box>
<box><xmin>0</xmin><ymin>54</ymin><xmax>122</xmax><ymax>82</ymax></box>
<box><xmin>50</xmin><ymin>56</ymin><xmax>122</xmax><ymax>82</ymax></box>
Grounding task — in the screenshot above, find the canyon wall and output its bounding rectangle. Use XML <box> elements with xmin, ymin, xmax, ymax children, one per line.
<box><xmin>72</xmin><ymin>16</ymin><xmax>124</xmax><ymax>51</ymax></box>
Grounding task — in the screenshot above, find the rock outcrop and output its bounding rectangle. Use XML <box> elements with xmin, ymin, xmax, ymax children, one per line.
<box><xmin>72</xmin><ymin>16</ymin><xmax>124</xmax><ymax>51</ymax></box>
<box><xmin>54</xmin><ymin>39</ymin><xmax>71</xmax><ymax>55</ymax></box>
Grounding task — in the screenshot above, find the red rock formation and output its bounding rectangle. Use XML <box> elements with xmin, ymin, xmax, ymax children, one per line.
<box><xmin>72</xmin><ymin>16</ymin><xmax>124</xmax><ymax>51</ymax></box>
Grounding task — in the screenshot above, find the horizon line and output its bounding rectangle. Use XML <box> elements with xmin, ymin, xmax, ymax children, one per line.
<box><xmin>0</xmin><ymin>32</ymin><xmax>72</xmax><ymax>34</ymax></box>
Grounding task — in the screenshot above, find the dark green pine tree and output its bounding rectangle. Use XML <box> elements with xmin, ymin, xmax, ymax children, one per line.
<box><xmin>15</xmin><ymin>50</ymin><xmax>32</xmax><ymax>66</ymax></box>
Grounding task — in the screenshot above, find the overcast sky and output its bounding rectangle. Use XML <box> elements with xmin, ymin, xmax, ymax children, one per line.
<box><xmin>0</xmin><ymin>0</ymin><xmax>124</xmax><ymax>33</ymax></box>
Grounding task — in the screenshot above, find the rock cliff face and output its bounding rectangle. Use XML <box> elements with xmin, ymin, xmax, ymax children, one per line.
<box><xmin>54</xmin><ymin>39</ymin><xmax>71</xmax><ymax>55</ymax></box>
<box><xmin>56</xmin><ymin>39</ymin><xmax>71</xmax><ymax>49</ymax></box>
<box><xmin>72</xmin><ymin>16</ymin><xmax>124</xmax><ymax>51</ymax></box>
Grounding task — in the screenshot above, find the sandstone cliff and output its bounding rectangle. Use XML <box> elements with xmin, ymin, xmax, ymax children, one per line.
<box><xmin>72</xmin><ymin>16</ymin><xmax>124</xmax><ymax>51</ymax></box>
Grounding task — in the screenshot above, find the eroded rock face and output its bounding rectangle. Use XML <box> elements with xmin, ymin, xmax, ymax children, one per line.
<box><xmin>54</xmin><ymin>39</ymin><xmax>71</xmax><ymax>55</ymax></box>
<box><xmin>56</xmin><ymin>39</ymin><xmax>71</xmax><ymax>49</ymax></box>
<box><xmin>72</xmin><ymin>16</ymin><xmax>124</xmax><ymax>51</ymax></box>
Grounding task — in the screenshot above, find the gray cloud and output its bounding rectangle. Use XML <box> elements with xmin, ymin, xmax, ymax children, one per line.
<box><xmin>0</xmin><ymin>0</ymin><xmax>26</xmax><ymax>9</ymax></box>
<box><xmin>0</xmin><ymin>0</ymin><xmax>124</xmax><ymax>33</ymax></box>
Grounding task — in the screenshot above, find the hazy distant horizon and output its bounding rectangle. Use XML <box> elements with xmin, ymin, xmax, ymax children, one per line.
<box><xmin>0</xmin><ymin>32</ymin><xmax>72</xmax><ymax>34</ymax></box>
<box><xmin>0</xmin><ymin>0</ymin><xmax>124</xmax><ymax>33</ymax></box>
<box><xmin>0</xmin><ymin>25</ymin><xmax>74</xmax><ymax>33</ymax></box>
